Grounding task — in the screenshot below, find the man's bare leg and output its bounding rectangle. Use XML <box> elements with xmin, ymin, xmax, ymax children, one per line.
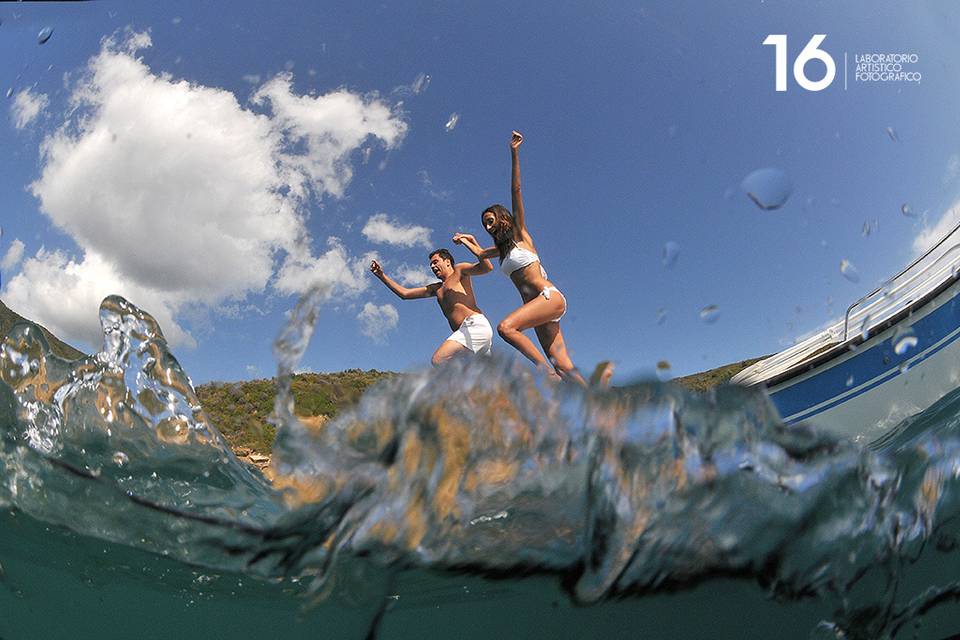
<box><xmin>431</xmin><ymin>340</ymin><xmax>471</xmax><ymax>366</ymax></box>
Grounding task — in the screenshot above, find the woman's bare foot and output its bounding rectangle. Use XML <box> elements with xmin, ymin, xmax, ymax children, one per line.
<box><xmin>589</xmin><ymin>361</ymin><xmax>614</xmax><ymax>388</ymax></box>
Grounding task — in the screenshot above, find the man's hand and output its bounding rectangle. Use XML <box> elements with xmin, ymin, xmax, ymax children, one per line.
<box><xmin>510</xmin><ymin>130</ymin><xmax>523</xmax><ymax>150</ymax></box>
<box><xmin>370</xmin><ymin>260</ymin><xmax>384</xmax><ymax>277</ymax></box>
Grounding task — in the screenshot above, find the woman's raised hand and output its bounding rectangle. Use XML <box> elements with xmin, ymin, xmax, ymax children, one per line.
<box><xmin>452</xmin><ymin>232</ymin><xmax>476</xmax><ymax>245</ymax></box>
<box><xmin>510</xmin><ymin>130</ymin><xmax>523</xmax><ymax>150</ymax></box>
<box><xmin>369</xmin><ymin>259</ymin><xmax>384</xmax><ymax>276</ymax></box>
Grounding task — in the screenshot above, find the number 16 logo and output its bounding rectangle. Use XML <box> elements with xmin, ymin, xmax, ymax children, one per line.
<box><xmin>763</xmin><ymin>34</ymin><xmax>836</xmax><ymax>91</ymax></box>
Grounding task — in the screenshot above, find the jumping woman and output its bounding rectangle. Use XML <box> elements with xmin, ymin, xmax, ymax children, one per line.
<box><xmin>454</xmin><ymin>131</ymin><xmax>586</xmax><ymax>385</ymax></box>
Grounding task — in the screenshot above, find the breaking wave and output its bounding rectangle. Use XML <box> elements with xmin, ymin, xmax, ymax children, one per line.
<box><xmin>4</xmin><ymin>293</ymin><xmax>960</xmax><ymax>638</ymax></box>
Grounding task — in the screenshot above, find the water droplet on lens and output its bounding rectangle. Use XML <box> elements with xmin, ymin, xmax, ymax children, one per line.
<box><xmin>444</xmin><ymin>112</ymin><xmax>459</xmax><ymax>132</ymax></box>
<box><xmin>662</xmin><ymin>241</ymin><xmax>679</xmax><ymax>268</ymax></box>
<box><xmin>885</xmin><ymin>126</ymin><xmax>899</xmax><ymax>142</ymax></box>
<box><xmin>655</xmin><ymin>360</ymin><xmax>671</xmax><ymax>381</ymax></box>
<box><xmin>655</xmin><ymin>308</ymin><xmax>667</xmax><ymax>325</ymax></box>
<box><xmin>667</xmin><ymin>124</ymin><xmax>679</xmax><ymax>139</ymax></box>
<box><xmin>862</xmin><ymin>221</ymin><xmax>871</xmax><ymax>236</ymax></box>
<box><xmin>172</xmin><ymin>16</ymin><xmax>182</xmax><ymax>25</ymax></box>
<box><xmin>37</xmin><ymin>27</ymin><xmax>53</xmax><ymax>45</ymax></box>
<box><xmin>901</xmin><ymin>203</ymin><xmax>916</xmax><ymax>218</ymax></box>
<box><xmin>411</xmin><ymin>72</ymin><xmax>431</xmax><ymax>94</ymax></box>
<box><xmin>112</xmin><ymin>451</ymin><xmax>129</xmax><ymax>466</ymax></box>
<box><xmin>840</xmin><ymin>259</ymin><xmax>860</xmax><ymax>283</ymax></box>
<box><xmin>740</xmin><ymin>168</ymin><xmax>792</xmax><ymax>210</ymax></box>
<box><xmin>845</xmin><ymin>375</ymin><xmax>855</xmax><ymax>387</ymax></box>
<box><xmin>893</xmin><ymin>327</ymin><xmax>918</xmax><ymax>355</ymax></box>
<box><xmin>4</xmin><ymin>88</ymin><xmax>12</xmax><ymax>99</ymax></box>
<box><xmin>699</xmin><ymin>304</ymin><xmax>720</xmax><ymax>324</ymax></box>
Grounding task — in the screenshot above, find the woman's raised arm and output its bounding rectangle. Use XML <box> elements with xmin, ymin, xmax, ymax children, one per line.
<box><xmin>510</xmin><ymin>130</ymin><xmax>528</xmax><ymax>237</ymax></box>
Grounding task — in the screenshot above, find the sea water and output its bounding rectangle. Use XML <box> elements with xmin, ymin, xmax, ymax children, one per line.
<box><xmin>2</xmin><ymin>293</ymin><xmax>960</xmax><ymax>639</ymax></box>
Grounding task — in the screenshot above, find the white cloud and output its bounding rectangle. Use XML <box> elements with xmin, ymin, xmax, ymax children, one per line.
<box><xmin>252</xmin><ymin>73</ymin><xmax>407</xmax><ymax>199</ymax></box>
<box><xmin>274</xmin><ymin>238</ymin><xmax>375</xmax><ymax>297</ymax></box>
<box><xmin>395</xmin><ymin>263</ymin><xmax>436</xmax><ymax>286</ymax></box>
<box><xmin>912</xmin><ymin>199</ymin><xmax>960</xmax><ymax>256</ymax></box>
<box><xmin>357</xmin><ymin>302</ymin><xmax>399</xmax><ymax>343</ymax></box>
<box><xmin>11</xmin><ymin>88</ymin><xmax>49</xmax><ymax>129</ymax></box>
<box><xmin>1</xmin><ymin>239</ymin><xmax>25</xmax><ymax>272</ymax></box>
<box><xmin>3</xmin><ymin>249</ymin><xmax>195</xmax><ymax>349</ymax></box>
<box><xmin>362</xmin><ymin>213</ymin><xmax>432</xmax><ymax>249</ymax></box>
<box><xmin>4</xmin><ymin>30</ymin><xmax>407</xmax><ymax>351</ymax></box>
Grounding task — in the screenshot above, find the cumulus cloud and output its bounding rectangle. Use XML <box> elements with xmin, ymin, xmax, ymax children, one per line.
<box><xmin>274</xmin><ymin>238</ymin><xmax>375</xmax><ymax>297</ymax></box>
<box><xmin>11</xmin><ymin>88</ymin><xmax>49</xmax><ymax>129</ymax></box>
<box><xmin>362</xmin><ymin>213</ymin><xmax>432</xmax><ymax>249</ymax></box>
<box><xmin>3</xmin><ymin>249</ymin><xmax>195</xmax><ymax>349</ymax></box>
<box><xmin>252</xmin><ymin>74</ymin><xmax>407</xmax><ymax>199</ymax></box>
<box><xmin>395</xmin><ymin>263</ymin><xmax>436</xmax><ymax>286</ymax></box>
<box><xmin>357</xmin><ymin>302</ymin><xmax>399</xmax><ymax>343</ymax></box>
<box><xmin>1</xmin><ymin>239</ymin><xmax>25</xmax><ymax>272</ymax></box>
<box><xmin>4</xmin><ymin>30</ymin><xmax>407</xmax><ymax>350</ymax></box>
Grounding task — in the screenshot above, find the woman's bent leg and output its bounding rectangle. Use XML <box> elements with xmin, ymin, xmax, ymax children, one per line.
<box><xmin>534</xmin><ymin>323</ymin><xmax>586</xmax><ymax>386</ymax></box>
<box><xmin>497</xmin><ymin>295</ymin><xmax>566</xmax><ymax>369</ymax></box>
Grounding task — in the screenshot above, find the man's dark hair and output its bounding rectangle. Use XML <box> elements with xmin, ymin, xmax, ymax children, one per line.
<box><xmin>428</xmin><ymin>248</ymin><xmax>454</xmax><ymax>268</ymax></box>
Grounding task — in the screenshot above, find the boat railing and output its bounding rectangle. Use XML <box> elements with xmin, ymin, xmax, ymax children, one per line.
<box><xmin>734</xmin><ymin>219</ymin><xmax>960</xmax><ymax>385</ymax></box>
<box><xmin>841</xmin><ymin>219</ymin><xmax>960</xmax><ymax>342</ymax></box>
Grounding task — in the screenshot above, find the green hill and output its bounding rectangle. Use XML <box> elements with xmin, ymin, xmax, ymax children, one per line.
<box><xmin>671</xmin><ymin>356</ymin><xmax>769</xmax><ymax>392</ymax></box>
<box><xmin>195</xmin><ymin>370</ymin><xmax>396</xmax><ymax>454</ymax></box>
<box><xmin>0</xmin><ymin>298</ymin><xmax>86</xmax><ymax>361</ymax></box>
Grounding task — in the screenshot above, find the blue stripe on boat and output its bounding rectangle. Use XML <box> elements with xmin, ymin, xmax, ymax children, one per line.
<box><xmin>769</xmin><ymin>294</ymin><xmax>960</xmax><ymax>423</ymax></box>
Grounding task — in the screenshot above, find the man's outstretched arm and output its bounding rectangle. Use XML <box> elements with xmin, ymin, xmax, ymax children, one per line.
<box><xmin>370</xmin><ymin>260</ymin><xmax>436</xmax><ymax>299</ymax></box>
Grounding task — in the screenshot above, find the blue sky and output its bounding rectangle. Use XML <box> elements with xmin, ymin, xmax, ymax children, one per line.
<box><xmin>2</xmin><ymin>1</ymin><xmax>960</xmax><ymax>385</ymax></box>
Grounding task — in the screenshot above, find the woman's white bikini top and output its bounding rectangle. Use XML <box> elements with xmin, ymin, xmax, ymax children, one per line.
<box><xmin>501</xmin><ymin>244</ymin><xmax>547</xmax><ymax>278</ymax></box>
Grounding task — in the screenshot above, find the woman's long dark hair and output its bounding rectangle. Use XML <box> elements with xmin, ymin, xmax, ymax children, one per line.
<box><xmin>482</xmin><ymin>204</ymin><xmax>516</xmax><ymax>262</ymax></box>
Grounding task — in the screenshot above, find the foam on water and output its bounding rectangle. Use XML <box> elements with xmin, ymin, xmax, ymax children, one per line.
<box><xmin>4</xmin><ymin>294</ymin><xmax>960</xmax><ymax>638</ymax></box>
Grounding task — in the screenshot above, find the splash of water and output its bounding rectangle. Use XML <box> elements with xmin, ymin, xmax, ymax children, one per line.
<box><xmin>3</xmin><ymin>294</ymin><xmax>960</xmax><ymax>637</ymax></box>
